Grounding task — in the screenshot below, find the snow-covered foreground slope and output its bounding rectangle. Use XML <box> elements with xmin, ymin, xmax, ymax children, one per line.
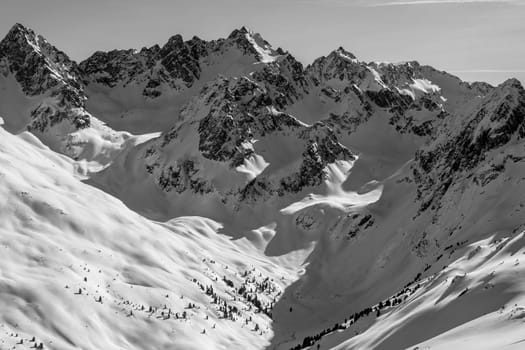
<box><xmin>336</xmin><ymin>229</ymin><xmax>525</xmax><ymax>350</ymax></box>
<box><xmin>292</xmin><ymin>228</ymin><xmax>525</xmax><ymax>350</ymax></box>
<box><xmin>0</xmin><ymin>125</ymin><xmax>311</xmax><ymax>350</ymax></box>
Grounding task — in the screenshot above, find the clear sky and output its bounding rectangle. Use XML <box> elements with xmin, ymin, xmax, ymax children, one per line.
<box><xmin>1</xmin><ymin>0</ymin><xmax>524</xmax><ymax>85</ymax></box>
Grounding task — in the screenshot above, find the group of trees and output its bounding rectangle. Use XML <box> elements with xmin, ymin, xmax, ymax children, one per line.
<box><xmin>238</xmin><ymin>287</ymin><xmax>273</xmax><ymax>318</ymax></box>
<box><xmin>190</xmin><ymin>266</ymin><xmax>281</xmax><ymax>334</ymax></box>
<box><xmin>13</xmin><ymin>335</ymin><xmax>44</xmax><ymax>348</ymax></box>
<box><xmin>289</xmin><ymin>282</ymin><xmax>423</xmax><ymax>350</ymax></box>
<box><xmin>290</xmin><ymin>322</ymin><xmax>346</xmax><ymax>350</ymax></box>
<box><xmin>202</xmin><ymin>283</ymin><xmax>241</xmax><ymax>320</ymax></box>
<box><xmin>199</xmin><ymin>270</ymin><xmax>277</xmax><ymax>319</ymax></box>
<box><xmin>236</xmin><ymin>271</ymin><xmax>278</xmax><ymax>318</ymax></box>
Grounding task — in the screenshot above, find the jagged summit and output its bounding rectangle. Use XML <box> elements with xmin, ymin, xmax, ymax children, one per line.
<box><xmin>1</xmin><ymin>22</ymin><xmax>41</xmax><ymax>55</ymax></box>
<box><xmin>333</xmin><ymin>46</ymin><xmax>357</xmax><ymax>61</ymax></box>
<box><xmin>0</xmin><ymin>22</ymin><xmax>81</xmax><ymax>96</ymax></box>
<box><xmin>77</xmin><ymin>25</ymin><xmax>284</xmax><ymax>119</ymax></box>
<box><xmin>373</xmin><ymin>59</ymin><xmax>421</xmax><ymax>67</ymax></box>
<box><xmin>225</xmin><ymin>26</ymin><xmax>279</xmax><ymax>63</ymax></box>
<box><xmin>1</xmin><ymin>23</ymin><xmax>47</xmax><ymax>45</ymax></box>
<box><xmin>228</xmin><ymin>26</ymin><xmax>252</xmax><ymax>39</ymax></box>
<box><xmin>4</xmin><ymin>23</ymin><xmax>32</xmax><ymax>38</ymax></box>
<box><xmin>0</xmin><ymin>23</ymin><xmax>133</xmax><ymax>166</ymax></box>
<box><xmin>161</xmin><ymin>33</ymin><xmax>184</xmax><ymax>52</ymax></box>
<box><xmin>499</xmin><ymin>77</ymin><xmax>524</xmax><ymax>90</ymax></box>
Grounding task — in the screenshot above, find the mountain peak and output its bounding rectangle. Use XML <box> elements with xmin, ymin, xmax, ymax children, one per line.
<box><xmin>166</xmin><ymin>34</ymin><xmax>184</xmax><ymax>46</ymax></box>
<box><xmin>0</xmin><ymin>22</ymin><xmax>81</xmax><ymax>97</ymax></box>
<box><xmin>227</xmin><ymin>26</ymin><xmax>252</xmax><ymax>39</ymax></box>
<box><xmin>161</xmin><ymin>34</ymin><xmax>184</xmax><ymax>53</ymax></box>
<box><xmin>334</xmin><ymin>46</ymin><xmax>357</xmax><ymax>61</ymax></box>
<box><xmin>226</xmin><ymin>27</ymin><xmax>278</xmax><ymax>63</ymax></box>
<box><xmin>7</xmin><ymin>23</ymin><xmax>32</xmax><ymax>36</ymax></box>
<box><xmin>499</xmin><ymin>77</ymin><xmax>523</xmax><ymax>90</ymax></box>
<box><xmin>1</xmin><ymin>23</ymin><xmax>37</xmax><ymax>46</ymax></box>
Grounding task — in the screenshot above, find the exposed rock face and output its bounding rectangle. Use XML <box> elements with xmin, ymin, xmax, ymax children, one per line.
<box><xmin>0</xmin><ymin>24</ymin><xmax>131</xmax><ymax>166</ymax></box>
<box><xmin>142</xmin><ymin>76</ymin><xmax>355</xmax><ymax>204</ymax></box>
<box><xmin>79</xmin><ymin>35</ymin><xmax>208</xmax><ymax>94</ymax></box>
<box><xmin>0</xmin><ymin>23</ymin><xmax>90</xmax><ymax>132</ymax></box>
<box><xmin>79</xmin><ymin>26</ymin><xmax>284</xmax><ymax>99</ymax></box>
<box><xmin>302</xmin><ymin>49</ymin><xmax>450</xmax><ymax>137</ymax></box>
<box><xmin>251</xmin><ymin>53</ymin><xmax>309</xmax><ymax>108</ymax></box>
<box><xmin>413</xmin><ymin>78</ymin><xmax>525</xmax><ymax>212</ymax></box>
<box><xmin>0</xmin><ymin>24</ymin><xmax>82</xmax><ymax>96</ymax></box>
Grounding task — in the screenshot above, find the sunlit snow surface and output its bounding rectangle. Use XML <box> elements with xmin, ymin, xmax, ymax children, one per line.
<box><xmin>235</xmin><ymin>140</ymin><xmax>270</xmax><ymax>180</ymax></box>
<box><xmin>281</xmin><ymin>159</ymin><xmax>383</xmax><ymax>214</ymax></box>
<box><xmin>245</xmin><ymin>32</ymin><xmax>278</xmax><ymax>64</ymax></box>
<box><xmin>0</xmin><ymin>126</ymin><xmax>308</xmax><ymax>350</ymax></box>
<box><xmin>396</xmin><ymin>78</ymin><xmax>442</xmax><ymax>100</ymax></box>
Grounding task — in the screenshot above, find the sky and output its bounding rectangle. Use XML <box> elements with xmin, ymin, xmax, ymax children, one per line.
<box><xmin>1</xmin><ymin>0</ymin><xmax>524</xmax><ymax>85</ymax></box>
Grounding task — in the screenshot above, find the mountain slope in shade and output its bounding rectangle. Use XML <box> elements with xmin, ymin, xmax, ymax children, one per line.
<box><xmin>269</xmin><ymin>78</ymin><xmax>525</xmax><ymax>349</ymax></box>
<box><xmin>1</xmin><ymin>23</ymin><xmax>525</xmax><ymax>350</ymax></box>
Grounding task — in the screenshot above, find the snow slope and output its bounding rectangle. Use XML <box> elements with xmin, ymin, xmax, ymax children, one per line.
<box><xmin>0</xmin><ymin>125</ymin><xmax>309</xmax><ymax>350</ymax></box>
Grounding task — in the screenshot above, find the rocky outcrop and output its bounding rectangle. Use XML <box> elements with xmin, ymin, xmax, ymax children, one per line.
<box><xmin>143</xmin><ymin>75</ymin><xmax>354</xmax><ymax>204</ymax></box>
<box><xmin>79</xmin><ymin>26</ymin><xmax>283</xmax><ymax>100</ymax></box>
<box><xmin>0</xmin><ymin>23</ymin><xmax>90</xmax><ymax>132</ymax></box>
<box><xmin>0</xmin><ymin>24</ymin><xmax>133</xmax><ymax>165</ymax></box>
<box><xmin>413</xmin><ymin>78</ymin><xmax>525</xmax><ymax>211</ymax></box>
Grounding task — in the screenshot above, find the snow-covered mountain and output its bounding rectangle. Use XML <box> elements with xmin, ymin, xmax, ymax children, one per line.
<box><xmin>0</xmin><ymin>24</ymin><xmax>145</xmax><ymax>173</ymax></box>
<box><xmin>1</xmin><ymin>23</ymin><xmax>525</xmax><ymax>350</ymax></box>
<box><xmin>79</xmin><ymin>26</ymin><xmax>302</xmax><ymax>134</ymax></box>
